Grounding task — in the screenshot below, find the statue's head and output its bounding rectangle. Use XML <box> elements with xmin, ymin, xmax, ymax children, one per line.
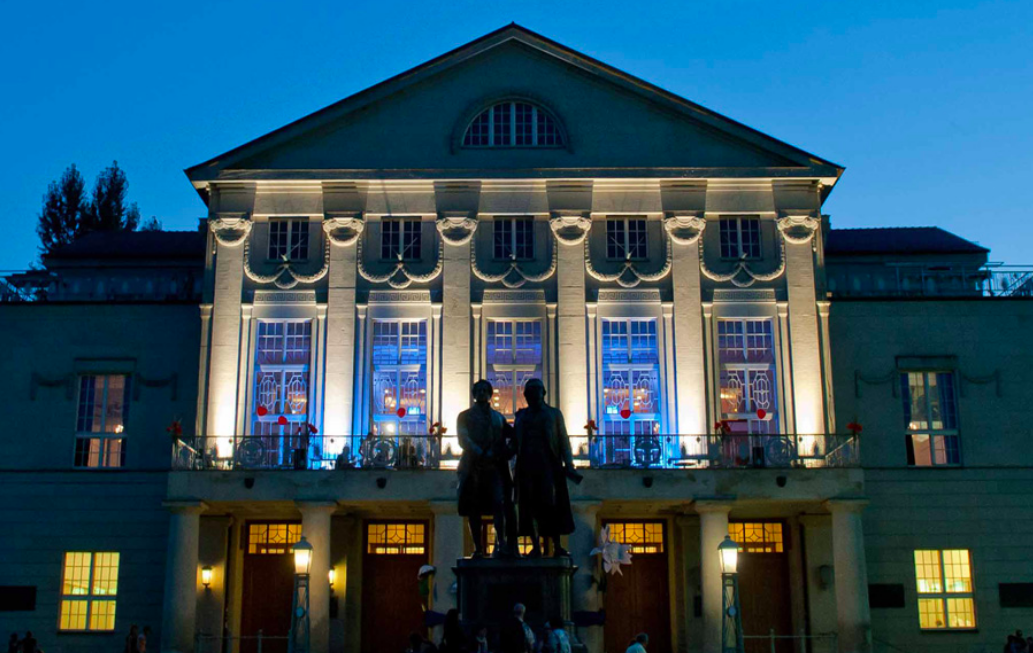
<box><xmin>472</xmin><ymin>379</ymin><xmax>494</xmax><ymax>406</ymax></box>
<box><xmin>523</xmin><ymin>378</ymin><xmax>546</xmax><ymax>408</ymax></box>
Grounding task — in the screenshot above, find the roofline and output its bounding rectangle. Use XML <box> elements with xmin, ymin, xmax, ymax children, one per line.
<box><xmin>185</xmin><ymin>23</ymin><xmax>843</xmax><ymax>187</ymax></box>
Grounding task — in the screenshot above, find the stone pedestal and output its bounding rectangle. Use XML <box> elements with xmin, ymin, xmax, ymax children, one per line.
<box><xmin>455</xmin><ymin>557</ymin><xmax>578</xmax><ymax>649</ymax></box>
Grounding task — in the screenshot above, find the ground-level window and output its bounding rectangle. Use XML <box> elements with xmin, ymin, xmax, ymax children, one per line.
<box><xmin>902</xmin><ymin>372</ymin><xmax>960</xmax><ymax>466</ymax></box>
<box><xmin>371</xmin><ymin>321</ymin><xmax>428</xmax><ymax>436</ymax></box>
<box><xmin>248</xmin><ymin>523</ymin><xmax>302</xmax><ymax>554</ymax></box>
<box><xmin>366</xmin><ymin>522</ymin><xmax>427</xmax><ymax>555</ymax></box>
<box><xmin>717</xmin><ymin>319</ymin><xmax>778</xmax><ymax>434</ymax></box>
<box><xmin>75</xmin><ymin>374</ymin><xmax>130</xmax><ymax>468</ymax></box>
<box><xmin>59</xmin><ymin>552</ymin><xmax>119</xmax><ymax>631</ymax></box>
<box><xmin>914</xmin><ymin>549</ymin><xmax>976</xmax><ymax>629</ymax></box>
<box><xmin>486</xmin><ymin>320</ymin><xmax>543</xmax><ymax>419</ymax></box>
<box><xmin>728</xmin><ymin>522</ymin><xmax>784</xmax><ymax>553</ymax></box>
<box><xmin>605</xmin><ymin>521</ymin><xmax>665</xmax><ymax>554</ymax></box>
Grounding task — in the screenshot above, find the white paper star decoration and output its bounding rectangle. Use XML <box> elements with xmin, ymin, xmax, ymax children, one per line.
<box><xmin>590</xmin><ymin>526</ymin><xmax>633</xmax><ymax>575</ymax></box>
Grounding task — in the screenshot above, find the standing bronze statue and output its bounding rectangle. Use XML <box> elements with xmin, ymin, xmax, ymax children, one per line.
<box><xmin>457</xmin><ymin>380</ymin><xmax>519</xmax><ymax>558</ymax></box>
<box><xmin>513</xmin><ymin>378</ymin><xmax>583</xmax><ymax>558</ymax></box>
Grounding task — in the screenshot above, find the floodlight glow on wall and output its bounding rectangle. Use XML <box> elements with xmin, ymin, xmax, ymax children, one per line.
<box><xmin>292</xmin><ymin>536</ymin><xmax>313</xmax><ymax>576</ymax></box>
<box><xmin>328</xmin><ymin>568</ymin><xmax>336</xmax><ymax>588</ymax></box>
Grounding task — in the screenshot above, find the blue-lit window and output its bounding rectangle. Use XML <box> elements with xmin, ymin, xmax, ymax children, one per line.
<box><xmin>75</xmin><ymin>374</ymin><xmax>130</xmax><ymax>468</ymax></box>
<box><xmin>371</xmin><ymin>321</ymin><xmax>428</xmax><ymax>436</ymax></box>
<box><xmin>902</xmin><ymin>372</ymin><xmax>959</xmax><ymax>466</ymax></box>
<box><xmin>268</xmin><ymin>218</ymin><xmax>309</xmax><ymax>260</ymax></box>
<box><xmin>252</xmin><ymin>321</ymin><xmax>312</xmax><ymax>438</ymax></box>
<box><xmin>486</xmin><ymin>320</ymin><xmax>543</xmax><ymax>418</ymax></box>
<box><xmin>717</xmin><ymin>319</ymin><xmax>778</xmax><ymax>434</ymax></box>
<box><xmin>463</xmin><ymin>101</ymin><xmax>563</xmax><ymax>147</ymax></box>
<box><xmin>599</xmin><ymin>318</ymin><xmax>661</xmax><ymax>436</ymax></box>
<box><xmin>606</xmin><ymin>218</ymin><xmax>648</xmax><ymax>260</ymax></box>
<box><xmin>493</xmin><ymin>217</ymin><xmax>535</xmax><ymax>260</ymax></box>
<box><xmin>719</xmin><ymin>216</ymin><xmax>761</xmax><ymax>259</ymax></box>
<box><xmin>381</xmin><ymin>217</ymin><xmax>421</xmax><ymax>260</ymax></box>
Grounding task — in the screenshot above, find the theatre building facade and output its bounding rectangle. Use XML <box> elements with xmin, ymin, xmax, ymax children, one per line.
<box><xmin>3</xmin><ymin>24</ymin><xmax>1033</xmax><ymax>653</ymax></box>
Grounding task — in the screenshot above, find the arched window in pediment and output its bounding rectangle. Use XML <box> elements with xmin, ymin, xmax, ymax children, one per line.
<box><xmin>462</xmin><ymin>101</ymin><xmax>564</xmax><ymax>148</ymax></box>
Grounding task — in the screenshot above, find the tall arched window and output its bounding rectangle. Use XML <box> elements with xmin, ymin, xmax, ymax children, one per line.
<box><xmin>463</xmin><ymin>101</ymin><xmax>563</xmax><ymax>147</ymax></box>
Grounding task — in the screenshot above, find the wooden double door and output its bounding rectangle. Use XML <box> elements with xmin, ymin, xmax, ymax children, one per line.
<box><xmin>361</xmin><ymin>521</ymin><xmax>430</xmax><ymax>653</ymax></box>
<box><xmin>240</xmin><ymin>522</ymin><xmax>301</xmax><ymax>653</ymax></box>
<box><xmin>602</xmin><ymin>521</ymin><xmax>672</xmax><ymax>653</ymax></box>
<box><xmin>731</xmin><ymin>522</ymin><xmax>794</xmax><ymax>653</ymax></box>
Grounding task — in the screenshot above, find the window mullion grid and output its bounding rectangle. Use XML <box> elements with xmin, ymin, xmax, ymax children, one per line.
<box><xmin>85</xmin><ymin>554</ymin><xmax>96</xmax><ymax>627</ymax></box>
<box><xmin>510</xmin><ymin>102</ymin><xmax>516</xmax><ymax>147</ymax></box>
<box><xmin>531</xmin><ymin>107</ymin><xmax>538</xmax><ymax>145</ymax></box>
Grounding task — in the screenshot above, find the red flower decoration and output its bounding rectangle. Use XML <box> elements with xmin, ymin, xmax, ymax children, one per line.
<box><xmin>620</xmin><ymin>408</ymin><xmax>631</xmax><ymax>420</ymax></box>
<box><xmin>397</xmin><ymin>407</ymin><xmax>407</xmax><ymax>418</ymax></box>
<box><xmin>756</xmin><ymin>409</ymin><xmax>767</xmax><ymax>420</ymax></box>
<box><xmin>584</xmin><ymin>419</ymin><xmax>597</xmax><ymax>431</ymax></box>
<box><xmin>307</xmin><ymin>423</ymin><xmax>318</xmax><ymax>434</ymax></box>
<box><xmin>846</xmin><ymin>422</ymin><xmax>863</xmax><ymax>435</ymax></box>
<box><xmin>277</xmin><ymin>415</ymin><xmax>288</xmax><ymax>426</ymax></box>
<box><xmin>256</xmin><ymin>406</ymin><xmax>268</xmax><ymax>417</ymax></box>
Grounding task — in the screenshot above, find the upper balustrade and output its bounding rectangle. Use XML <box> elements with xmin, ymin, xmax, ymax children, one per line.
<box><xmin>826</xmin><ymin>263</ymin><xmax>1033</xmax><ymax>299</ymax></box>
<box><xmin>172</xmin><ymin>432</ymin><xmax>860</xmax><ymax>472</ymax></box>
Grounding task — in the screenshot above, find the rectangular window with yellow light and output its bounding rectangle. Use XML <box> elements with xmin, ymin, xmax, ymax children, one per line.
<box><xmin>914</xmin><ymin>549</ymin><xmax>976</xmax><ymax>630</ymax></box>
<box><xmin>59</xmin><ymin>552</ymin><xmax>119</xmax><ymax>631</ymax></box>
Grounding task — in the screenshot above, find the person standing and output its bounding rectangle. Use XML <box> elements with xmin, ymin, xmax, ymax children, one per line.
<box><xmin>138</xmin><ymin>626</ymin><xmax>151</xmax><ymax>653</ymax></box>
<box><xmin>439</xmin><ymin>609</ymin><xmax>466</xmax><ymax>653</ymax></box>
<box><xmin>19</xmin><ymin>632</ymin><xmax>37</xmax><ymax>653</ymax></box>
<box><xmin>512</xmin><ymin>379</ymin><xmax>583</xmax><ymax>558</ymax></box>
<box><xmin>543</xmin><ymin>618</ymin><xmax>571</xmax><ymax>653</ymax></box>
<box><xmin>626</xmin><ymin>632</ymin><xmax>649</xmax><ymax>653</ymax></box>
<box><xmin>471</xmin><ymin>624</ymin><xmax>489</xmax><ymax>653</ymax></box>
<box><xmin>124</xmin><ymin>625</ymin><xmax>139</xmax><ymax>653</ymax></box>
<box><xmin>500</xmin><ymin>603</ymin><xmax>535</xmax><ymax>653</ymax></box>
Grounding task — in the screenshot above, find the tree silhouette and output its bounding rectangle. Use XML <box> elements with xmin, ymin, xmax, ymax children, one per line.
<box><xmin>83</xmin><ymin>161</ymin><xmax>139</xmax><ymax>232</ymax></box>
<box><xmin>36</xmin><ymin>164</ymin><xmax>88</xmax><ymax>256</ymax></box>
<box><xmin>36</xmin><ymin>161</ymin><xmax>144</xmax><ymax>259</ymax></box>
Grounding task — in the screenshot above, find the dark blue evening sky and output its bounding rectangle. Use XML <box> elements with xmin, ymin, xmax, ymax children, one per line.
<box><xmin>1</xmin><ymin>0</ymin><xmax>1030</xmax><ymax>270</ymax></box>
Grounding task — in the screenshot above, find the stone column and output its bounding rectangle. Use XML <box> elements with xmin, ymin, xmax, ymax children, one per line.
<box><xmin>299</xmin><ymin>501</ymin><xmax>336</xmax><ymax>653</ymax></box>
<box><xmin>430</xmin><ymin>501</ymin><xmax>465</xmax><ymax>619</ymax></box>
<box><xmin>323</xmin><ymin>217</ymin><xmax>363</xmax><ymax>442</ymax></box>
<box><xmin>676</xmin><ymin>514</ymin><xmax>702</xmax><ymax>653</ymax></box>
<box><xmin>777</xmin><ymin>214</ymin><xmax>825</xmax><ymax>435</ymax></box>
<box><xmin>206</xmin><ymin>214</ymin><xmax>251</xmax><ymax>439</ymax></box>
<box><xmin>826</xmin><ymin>499</ymin><xmax>871</xmax><ymax>653</ymax></box>
<box><xmin>666</xmin><ymin>216</ymin><xmax>708</xmax><ymax>439</ymax></box>
<box><xmin>817</xmin><ymin>300</ymin><xmax>835</xmax><ymax>432</ymax></box>
<box><xmin>438</xmin><ymin>217</ymin><xmax>476</xmax><ymax>434</ymax></box>
<box><xmin>161</xmin><ymin>501</ymin><xmax>206</xmax><ymax>653</ymax></box>
<box><xmin>551</xmin><ymin>216</ymin><xmax>592</xmax><ymax>424</ymax></box>
<box><xmin>696</xmin><ymin>499</ymin><xmax>732</xmax><ymax>653</ymax></box>
<box><xmin>195</xmin><ymin>304</ymin><xmax>212</xmax><ymax>436</ymax></box>
<box><xmin>570</xmin><ymin>501</ymin><xmax>602</xmax><ymax>653</ymax></box>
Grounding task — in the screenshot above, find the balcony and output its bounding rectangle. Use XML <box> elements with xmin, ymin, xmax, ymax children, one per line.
<box><xmin>172</xmin><ymin>433</ymin><xmax>860</xmax><ymax>471</ymax></box>
<box><xmin>827</xmin><ymin>264</ymin><xmax>1033</xmax><ymax>298</ymax></box>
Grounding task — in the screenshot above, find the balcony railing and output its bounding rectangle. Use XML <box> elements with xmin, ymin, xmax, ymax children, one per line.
<box><xmin>172</xmin><ymin>433</ymin><xmax>859</xmax><ymax>471</ymax></box>
<box><xmin>827</xmin><ymin>264</ymin><xmax>1033</xmax><ymax>298</ymax></box>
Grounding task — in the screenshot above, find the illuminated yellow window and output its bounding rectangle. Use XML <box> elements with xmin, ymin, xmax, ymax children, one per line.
<box><xmin>604</xmin><ymin>522</ymin><xmax>665</xmax><ymax>554</ymax></box>
<box><xmin>367</xmin><ymin>522</ymin><xmax>427</xmax><ymax>555</ymax></box>
<box><xmin>248</xmin><ymin>523</ymin><xmax>302</xmax><ymax>554</ymax></box>
<box><xmin>914</xmin><ymin>550</ymin><xmax>976</xmax><ymax>630</ymax></box>
<box><xmin>728</xmin><ymin>522</ymin><xmax>784</xmax><ymax>553</ymax></box>
<box><xmin>481</xmin><ymin>523</ymin><xmax>538</xmax><ymax>555</ymax></box>
<box><xmin>59</xmin><ymin>552</ymin><xmax>119</xmax><ymax>631</ymax></box>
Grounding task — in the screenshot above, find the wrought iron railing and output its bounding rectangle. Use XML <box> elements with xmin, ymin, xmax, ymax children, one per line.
<box><xmin>172</xmin><ymin>433</ymin><xmax>859</xmax><ymax>471</ymax></box>
<box><xmin>172</xmin><ymin>434</ymin><xmax>444</xmax><ymax>471</ymax></box>
<box><xmin>827</xmin><ymin>264</ymin><xmax>1033</xmax><ymax>298</ymax></box>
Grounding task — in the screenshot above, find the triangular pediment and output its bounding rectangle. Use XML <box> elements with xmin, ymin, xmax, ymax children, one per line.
<box><xmin>186</xmin><ymin>25</ymin><xmax>842</xmax><ymax>184</ymax></box>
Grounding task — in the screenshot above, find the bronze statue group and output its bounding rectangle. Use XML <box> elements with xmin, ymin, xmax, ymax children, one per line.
<box><xmin>457</xmin><ymin>378</ymin><xmax>583</xmax><ymax>559</ymax></box>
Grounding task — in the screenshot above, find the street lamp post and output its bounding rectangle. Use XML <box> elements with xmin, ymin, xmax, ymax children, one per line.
<box><xmin>718</xmin><ymin>535</ymin><xmax>744</xmax><ymax>653</ymax></box>
<box><xmin>289</xmin><ymin>536</ymin><xmax>313</xmax><ymax>653</ymax></box>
